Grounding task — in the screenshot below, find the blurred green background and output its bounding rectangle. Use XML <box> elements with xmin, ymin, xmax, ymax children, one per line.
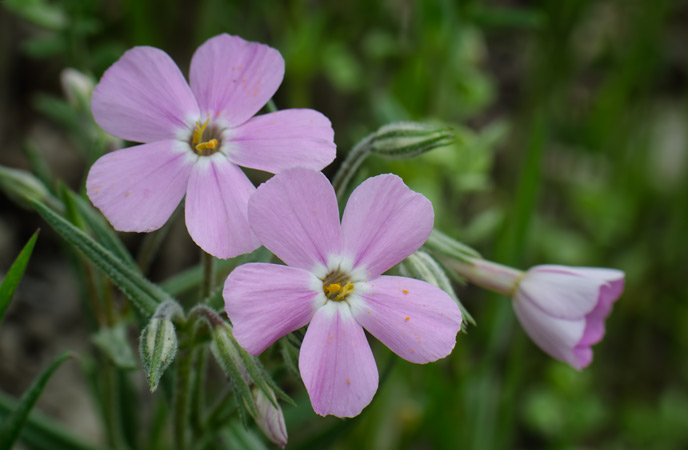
<box><xmin>1</xmin><ymin>0</ymin><xmax>687</xmax><ymax>449</ymax></box>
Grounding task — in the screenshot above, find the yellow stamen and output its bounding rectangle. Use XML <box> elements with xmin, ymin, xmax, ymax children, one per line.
<box><xmin>324</xmin><ymin>283</ymin><xmax>342</xmax><ymax>296</ymax></box>
<box><xmin>195</xmin><ymin>139</ymin><xmax>217</xmax><ymax>151</ymax></box>
<box><xmin>192</xmin><ymin>119</ymin><xmax>209</xmax><ymax>146</ymax></box>
<box><xmin>323</xmin><ymin>281</ymin><xmax>354</xmax><ymax>301</ymax></box>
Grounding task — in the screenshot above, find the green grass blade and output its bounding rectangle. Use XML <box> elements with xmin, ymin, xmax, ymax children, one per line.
<box><xmin>32</xmin><ymin>199</ymin><xmax>169</xmax><ymax>316</ymax></box>
<box><xmin>0</xmin><ymin>352</ymin><xmax>74</xmax><ymax>450</ymax></box>
<box><xmin>0</xmin><ymin>392</ymin><xmax>102</xmax><ymax>450</ymax></box>
<box><xmin>0</xmin><ymin>230</ymin><xmax>39</xmax><ymax>325</ymax></box>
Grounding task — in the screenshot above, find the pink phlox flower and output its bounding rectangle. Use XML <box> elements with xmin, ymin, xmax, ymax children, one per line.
<box><xmin>223</xmin><ymin>168</ymin><xmax>463</xmax><ymax>417</ymax></box>
<box><xmin>87</xmin><ymin>34</ymin><xmax>336</xmax><ymax>258</ymax></box>
<box><xmin>513</xmin><ymin>265</ymin><xmax>625</xmax><ymax>370</ymax></box>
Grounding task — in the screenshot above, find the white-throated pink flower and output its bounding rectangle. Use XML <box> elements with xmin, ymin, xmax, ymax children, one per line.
<box><xmin>447</xmin><ymin>258</ymin><xmax>624</xmax><ymax>370</ymax></box>
<box><xmin>87</xmin><ymin>34</ymin><xmax>336</xmax><ymax>258</ymax></box>
<box><xmin>224</xmin><ymin>168</ymin><xmax>462</xmax><ymax>417</ymax></box>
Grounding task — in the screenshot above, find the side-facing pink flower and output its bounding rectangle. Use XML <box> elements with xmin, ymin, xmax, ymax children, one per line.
<box><xmin>513</xmin><ymin>265</ymin><xmax>624</xmax><ymax>370</ymax></box>
<box><xmin>224</xmin><ymin>168</ymin><xmax>462</xmax><ymax>417</ymax></box>
<box><xmin>447</xmin><ymin>259</ymin><xmax>624</xmax><ymax>370</ymax></box>
<box><xmin>87</xmin><ymin>34</ymin><xmax>336</xmax><ymax>258</ymax></box>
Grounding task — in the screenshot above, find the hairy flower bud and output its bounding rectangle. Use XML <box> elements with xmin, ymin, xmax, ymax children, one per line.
<box><xmin>0</xmin><ymin>166</ymin><xmax>53</xmax><ymax>210</ymax></box>
<box><xmin>252</xmin><ymin>388</ymin><xmax>288</xmax><ymax>448</ymax></box>
<box><xmin>60</xmin><ymin>68</ymin><xmax>94</xmax><ymax>110</ymax></box>
<box><xmin>139</xmin><ymin>301</ymin><xmax>183</xmax><ymax>392</ymax></box>
<box><xmin>371</xmin><ymin>122</ymin><xmax>455</xmax><ymax>159</ymax></box>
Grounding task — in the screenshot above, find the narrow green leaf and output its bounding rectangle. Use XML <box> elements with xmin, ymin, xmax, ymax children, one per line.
<box><xmin>68</xmin><ymin>190</ymin><xmax>137</xmax><ymax>268</ymax></box>
<box><xmin>0</xmin><ymin>231</ymin><xmax>39</xmax><ymax>325</ymax></box>
<box><xmin>32</xmin><ymin>199</ymin><xmax>168</xmax><ymax>316</ymax></box>
<box><xmin>0</xmin><ymin>352</ymin><xmax>73</xmax><ymax>450</ymax></box>
<box><xmin>0</xmin><ymin>392</ymin><xmax>101</xmax><ymax>450</ymax></box>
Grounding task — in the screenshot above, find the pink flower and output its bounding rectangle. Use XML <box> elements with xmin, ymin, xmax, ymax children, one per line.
<box><xmin>87</xmin><ymin>34</ymin><xmax>336</xmax><ymax>258</ymax></box>
<box><xmin>513</xmin><ymin>265</ymin><xmax>624</xmax><ymax>370</ymax></box>
<box><xmin>223</xmin><ymin>168</ymin><xmax>462</xmax><ymax>417</ymax></box>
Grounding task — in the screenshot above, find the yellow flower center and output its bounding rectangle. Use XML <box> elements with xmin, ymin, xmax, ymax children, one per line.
<box><xmin>322</xmin><ymin>269</ymin><xmax>355</xmax><ymax>302</ymax></box>
<box><xmin>192</xmin><ymin>119</ymin><xmax>220</xmax><ymax>156</ymax></box>
<box><xmin>323</xmin><ymin>282</ymin><xmax>355</xmax><ymax>302</ymax></box>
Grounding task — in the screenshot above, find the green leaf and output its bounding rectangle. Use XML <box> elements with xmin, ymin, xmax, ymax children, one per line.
<box><xmin>0</xmin><ymin>352</ymin><xmax>73</xmax><ymax>450</ymax></box>
<box><xmin>68</xmin><ymin>190</ymin><xmax>137</xmax><ymax>268</ymax></box>
<box><xmin>0</xmin><ymin>392</ymin><xmax>101</xmax><ymax>450</ymax></box>
<box><xmin>32</xmin><ymin>199</ymin><xmax>169</xmax><ymax>317</ymax></box>
<box><xmin>92</xmin><ymin>323</ymin><xmax>138</xmax><ymax>370</ymax></box>
<box><xmin>0</xmin><ymin>231</ymin><xmax>39</xmax><ymax>325</ymax></box>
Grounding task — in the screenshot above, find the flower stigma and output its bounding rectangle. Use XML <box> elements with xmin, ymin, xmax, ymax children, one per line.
<box><xmin>191</xmin><ymin>119</ymin><xmax>221</xmax><ymax>156</ymax></box>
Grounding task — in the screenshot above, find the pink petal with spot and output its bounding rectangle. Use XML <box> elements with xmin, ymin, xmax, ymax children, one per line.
<box><xmin>350</xmin><ymin>276</ymin><xmax>462</xmax><ymax>364</ymax></box>
<box><xmin>227</xmin><ymin>109</ymin><xmax>336</xmax><ymax>173</ymax></box>
<box><xmin>224</xmin><ymin>263</ymin><xmax>323</xmax><ymax>355</ymax></box>
<box><xmin>189</xmin><ymin>34</ymin><xmax>284</xmax><ymax>128</ymax></box>
<box><xmin>299</xmin><ymin>302</ymin><xmax>378</xmax><ymax>418</ymax></box>
<box><xmin>87</xmin><ymin>140</ymin><xmax>194</xmax><ymax>232</ymax></box>
<box><xmin>185</xmin><ymin>154</ymin><xmax>260</xmax><ymax>259</ymax></box>
<box><xmin>341</xmin><ymin>174</ymin><xmax>433</xmax><ymax>279</ymax></box>
<box><xmin>248</xmin><ymin>168</ymin><xmax>342</xmax><ymax>271</ymax></box>
<box><xmin>91</xmin><ymin>46</ymin><xmax>199</xmax><ymax>143</ymax></box>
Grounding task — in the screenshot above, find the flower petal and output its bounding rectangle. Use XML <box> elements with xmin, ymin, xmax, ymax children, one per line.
<box><xmin>578</xmin><ymin>273</ymin><xmax>624</xmax><ymax>347</ymax></box>
<box><xmin>189</xmin><ymin>34</ymin><xmax>284</xmax><ymax>128</ymax></box>
<box><xmin>226</xmin><ymin>109</ymin><xmax>336</xmax><ymax>173</ymax></box>
<box><xmin>91</xmin><ymin>47</ymin><xmax>199</xmax><ymax>143</ymax></box>
<box><xmin>519</xmin><ymin>266</ymin><xmax>607</xmax><ymax>319</ymax></box>
<box><xmin>248</xmin><ymin>168</ymin><xmax>342</xmax><ymax>272</ymax></box>
<box><xmin>299</xmin><ymin>302</ymin><xmax>378</xmax><ymax>417</ymax></box>
<box><xmin>341</xmin><ymin>174</ymin><xmax>433</xmax><ymax>279</ymax></box>
<box><xmin>87</xmin><ymin>140</ymin><xmax>194</xmax><ymax>232</ymax></box>
<box><xmin>185</xmin><ymin>154</ymin><xmax>260</xmax><ymax>259</ymax></box>
<box><xmin>513</xmin><ymin>294</ymin><xmax>587</xmax><ymax>370</ymax></box>
<box><xmin>224</xmin><ymin>263</ymin><xmax>324</xmax><ymax>355</ymax></box>
<box><xmin>350</xmin><ymin>276</ymin><xmax>462</xmax><ymax>363</ymax></box>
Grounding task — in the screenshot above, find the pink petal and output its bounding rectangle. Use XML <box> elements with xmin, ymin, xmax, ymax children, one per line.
<box><xmin>519</xmin><ymin>266</ymin><xmax>605</xmax><ymax>319</ymax></box>
<box><xmin>578</xmin><ymin>272</ymin><xmax>624</xmax><ymax>347</ymax></box>
<box><xmin>341</xmin><ymin>174</ymin><xmax>433</xmax><ymax>280</ymax></box>
<box><xmin>224</xmin><ymin>263</ymin><xmax>324</xmax><ymax>355</ymax></box>
<box><xmin>248</xmin><ymin>168</ymin><xmax>342</xmax><ymax>272</ymax></box>
<box><xmin>184</xmin><ymin>154</ymin><xmax>260</xmax><ymax>259</ymax></box>
<box><xmin>189</xmin><ymin>34</ymin><xmax>284</xmax><ymax>128</ymax></box>
<box><xmin>91</xmin><ymin>47</ymin><xmax>199</xmax><ymax>143</ymax></box>
<box><xmin>299</xmin><ymin>302</ymin><xmax>378</xmax><ymax>417</ymax></box>
<box><xmin>226</xmin><ymin>109</ymin><xmax>336</xmax><ymax>173</ymax></box>
<box><xmin>87</xmin><ymin>140</ymin><xmax>194</xmax><ymax>232</ymax></box>
<box><xmin>513</xmin><ymin>294</ymin><xmax>587</xmax><ymax>370</ymax></box>
<box><xmin>350</xmin><ymin>276</ymin><xmax>462</xmax><ymax>363</ymax></box>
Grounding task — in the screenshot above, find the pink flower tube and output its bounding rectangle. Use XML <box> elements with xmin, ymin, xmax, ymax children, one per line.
<box><xmin>87</xmin><ymin>34</ymin><xmax>336</xmax><ymax>259</ymax></box>
<box><xmin>449</xmin><ymin>259</ymin><xmax>624</xmax><ymax>370</ymax></box>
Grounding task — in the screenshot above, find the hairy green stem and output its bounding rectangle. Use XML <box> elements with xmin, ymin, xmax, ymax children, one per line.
<box><xmin>173</xmin><ymin>347</ymin><xmax>194</xmax><ymax>450</ymax></box>
<box><xmin>201</xmin><ymin>252</ymin><xmax>214</xmax><ymax>302</ymax></box>
<box><xmin>331</xmin><ymin>134</ymin><xmax>375</xmax><ymax>200</ymax></box>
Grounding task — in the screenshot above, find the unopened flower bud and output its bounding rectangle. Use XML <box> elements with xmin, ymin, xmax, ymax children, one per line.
<box><xmin>252</xmin><ymin>387</ymin><xmax>288</xmax><ymax>448</ymax></box>
<box><xmin>371</xmin><ymin>122</ymin><xmax>455</xmax><ymax>159</ymax></box>
<box><xmin>139</xmin><ymin>301</ymin><xmax>182</xmax><ymax>392</ymax></box>
<box><xmin>0</xmin><ymin>166</ymin><xmax>53</xmax><ymax>210</ymax></box>
<box><xmin>61</xmin><ymin>68</ymin><xmax>94</xmax><ymax>110</ymax></box>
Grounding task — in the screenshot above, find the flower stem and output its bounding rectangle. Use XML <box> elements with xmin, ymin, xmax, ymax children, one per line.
<box><xmin>173</xmin><ymin>346</ymin><xmax>193</xmax><ymax>450</ymax></box>
<box><xmin>201</xmin><ymin>252</ymin><xmax>214</xmax><ymax>302</ymax></box>
<box><xmin>331</xmin><ymin>133</ymin><xmax>375</xmax><ymax>200</ymax></box>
